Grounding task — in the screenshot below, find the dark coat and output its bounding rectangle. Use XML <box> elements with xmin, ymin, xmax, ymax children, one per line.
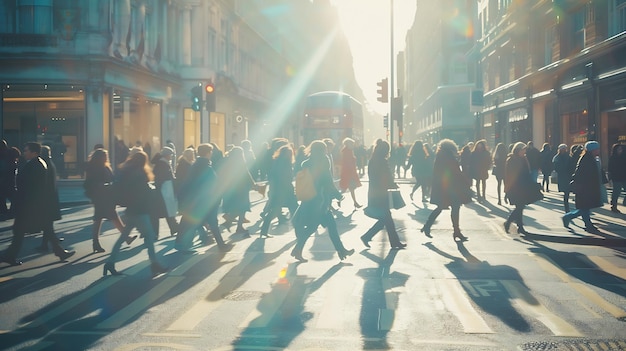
<box><xmin>430</xmin><ymin>151</ymin><xmax>471</xmax><ymax>207</ymax></box>
<box><xmin>526</xmin><ymin>147</ymin><xmax>541</xmax><ymax>171</ymax></box>
<box><xmin>552</xmin><ymin>152</ymin><xmax>574</xmax><ymax>192</ymax></box>
<box><xmin>115</xmin><ymin>166</ymin><xmax>156</xmax><ymax>215</ymax></box>
<box><xmin>292</xmin><ymin>155</ymin><xmax>340</xmax><ymax>229</ymax></box>
<box><xmin>84</xmin><ymin>164</ymin><xmax>117</xmax><ymax>219</ymax></box>
<box><xmin>42</xmin><ymin>157</ymin><xmax>62</xmax><ymax>222</ymax></box>
<box><xmin>367</xmin><ymin>154</ymin><xmax>396</xmax><ymax>211</ymax></box>
<box><xmin>608</xmin><ymin>152</ymin><xmax>626</xmax><ymax>183</ymax></box>
<box><xmin>492</xmin><ymin>152</ymin><xmax>507</xmax><ymax>180</ymax></box>
<box><xmin>470</xmin><ymin>149</ymin><xmax>491</xmax><ymax>180</ymax></box>
<box><xmin>267</xmin><ymin>156</ymin><xmax>297</xmax><ymax>209</ymax></box>
<box><xmin>220</xmin><ymin>155</ymin><xmax>255</xmax><ymax>214</ymax></box>
<box><xmin>540</xmin><ymin>149</ymin><xmax>554</xmax><ymax>175</ymax></box>
<box><xmin>571</xmin><ymin>153</ymin><xmax>603</xmax><ymax>210</ymax></box>
<box><xmin>178</xmin><ymin>157</ymin><xmax>220</xmax><ymax>219</ymax></box>
<box><xmin>13</xmin><ymin>157</ymin><xmax>50</xmax><ymax>233</ymax></box>
<box><xmin>405</xmin><ymin>152</ymin><xmax>431</xmax><ymax>181</ymax></box>
<box><xmin>505</xmin><ymin>153</ymin><xmax>541</xmax><ymax>205</ymax></box>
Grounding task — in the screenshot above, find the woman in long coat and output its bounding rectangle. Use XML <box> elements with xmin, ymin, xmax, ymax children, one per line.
<box><xmin>421</xmin><ymin>139</ymin><xmax>471</xmax><ymax>241</ymax></box>
<box><xmin>471</xmin><ymin>140</ymin><xmax>491</xmax><ymax>202</ymax></box>
<box><xmin>563</xmin><ymin>141</ymin><xmax>604</xmax><ymax>233</ymax></box>
<box><xmin>291</xmin><ymin>140</ymin><xmax>354</xmax><ymax>262</ymax></box>
<box><xmin>540</xmin><ymin>143</ymin><xmax>554</xmax><ymax>192</ymax></box>
<box><xmin>338</xmin><ymin>137</ymin><xmax>362</xmax><ymax>208</ymax></box>
<box><xmin>259</xmin><ymin>144</ymin><xmax>298</xmax><ymax>237</ymax></box>
<box><xmin>504</xmin><ymin>142</ymin><xmax>543</xmax><ymax>234</ymax></box>
<box><xmin>405</xmin><ymin>140</ymin><xmax>430</xmax><ymax>202</ymax></box>
<box><xmin>83</xmin><ymin>148</ymin><xmax>135</xmax><ymax>253</ymax></box>
<box><xmin>360</xmin><ymin>140</ymin><xmax>406</xmax><ymax>249</ymax></box>
<box><xmin>492</xmin><ymin>143</ymin><xmax>507</xmax><ymax>205</ymax></box>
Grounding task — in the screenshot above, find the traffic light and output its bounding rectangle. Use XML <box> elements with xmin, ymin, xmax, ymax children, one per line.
<box><xmin>383</xmin><ymin>114</ymin><xmax>389</xmax><ymax>128</ymax></box>
<box><xmin>377</xmin><ymin>78</ymin><xmax>388</xmax><ymax>103</ymax></box>
<box><xmin>205</xmin><ymin>82</ymin><xmax>216</xmax><ymax>112</ymax></box>
<box><xmin>191</xmin><ymin>85</ymin><xmax>202</xmax><ymax>111</ymax></box>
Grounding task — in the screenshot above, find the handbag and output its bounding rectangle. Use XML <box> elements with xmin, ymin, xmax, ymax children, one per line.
<box><xmin>388</xmin><ymin>189</ymin><xmax>406</xmax><ymax>210</ymax></box>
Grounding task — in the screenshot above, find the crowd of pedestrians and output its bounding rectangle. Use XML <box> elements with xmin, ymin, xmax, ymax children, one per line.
<box><xmin>1</xmin><ymin>135</ymin><xmax>625</xmax><ymax>274</ymax></box>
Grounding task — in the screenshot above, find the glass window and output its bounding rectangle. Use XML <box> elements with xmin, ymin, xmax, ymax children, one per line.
<box><xmin>610</xmin><ymin>0</ymin><xmax>626</xmax><ymax>36</ymax></box>
<box><xmin>111</xmin><ymin>90</ymin><xmax>162</xmax><ymax>166</ymax></box>
<box><xmin>18</xmin><ymin>0</ymin><xmax>53</xmax><ymax>34</ymax></box>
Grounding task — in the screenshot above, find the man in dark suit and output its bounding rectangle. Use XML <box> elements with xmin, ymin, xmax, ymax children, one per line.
<box><xmin>175</xmin><ymin>143</ymin><xmax>229</xmax><ymax>252</ymax></box>
<box><xmin>1</xmin><ymin>142</ymin><xmax>74</xmax><ymax>266</ymax></box>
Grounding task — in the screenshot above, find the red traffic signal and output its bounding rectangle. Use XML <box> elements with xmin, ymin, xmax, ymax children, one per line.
<box><xmin>205</xmin><ymin>83</ymin><xmax>215</xmax><ymax>94</ymax></box>
<box><xmin>377</xmin><ymin>78</ymin><xmax>388</xmax><ymax>103</ymax></box>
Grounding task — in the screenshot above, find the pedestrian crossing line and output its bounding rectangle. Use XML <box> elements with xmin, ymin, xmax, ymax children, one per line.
<box><xmin>0</xmin><ymin>276</ymin><xmax>12</xmax><ymax>283</ymax></box>
<box><xmin>166</xmin><ymin>254</ymin><xmax>259</xmax><ymax>331</ymax></box>
<box><xmin>532</xmin><ymin>253</ymin><xmax>626</xmax><ymax>319</ymax></box>
<box><xmin>142</xmin><ymin>332</ymin><xmax>202</xmax><ymax>338</ymax></box>
<box><xmin>409</xmin><ymin>339</ymin><xmax>498</xmax><ymax>347</ymax></box>
<box><xmin>499</xmin><ymin>280</ymin><xmax>582</xmax><ymax>337</ymax></box>
<box><xmin>439</xmin><ymin>279</ymin><xmax>494</xmax><ymax>334</ymax></box>
<box><xmin>96</xmin><ymin>276</ymin><xmax>184</xmax><ymax>330</ymax></box>
<box><xmin>168</xmin><ymin>250</ymin><xmax>212</xmax><ymax>276</ymax></box>
<box><xmin>24</xmin><ymin>274</ymin><xmax>125</xmax><ymax>328</ymax></box>
<box><xmin>587</xmin><ymin>256</ymin><xmax>626</xmax><ymax>281</ymax></box>
<box><xmin>314</xmin><ymin>275</ymin><xmax>353</xmax><ymax>330</ymax></box>
<box><xmin>380</xmin><ymin>279</ymin><xmax>403</xmax><ymax>331</ymax></box>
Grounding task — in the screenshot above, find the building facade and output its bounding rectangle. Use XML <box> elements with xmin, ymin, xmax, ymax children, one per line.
<box><xmin>0</xmin><ymin>0</ymin><xmax>361</xmax><ymax>177</ymax></box>
<box><xmin>402</xmin><ymin>0</ymin><xmax>479</xmax><ymax>147</ymax></box>
<box><xmin>477</xmin><ymin>0</ymin><xmax>626</xmax><ymax>159</ymax></box>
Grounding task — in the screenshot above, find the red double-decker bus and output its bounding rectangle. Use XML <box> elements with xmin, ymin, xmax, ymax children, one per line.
<box><xmin>301</xmin><ymin>91</ymin><xmax>363</xmax><ymax>146</ymax></box>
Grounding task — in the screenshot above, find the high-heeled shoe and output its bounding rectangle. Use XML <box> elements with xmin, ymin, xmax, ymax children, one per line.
<box><xmin>151</xmin><ymin>262</ymin><xmax>168</xmax><ymax>277</ymax></box>
<box><xmin>290</xmin><ymin>248</ymin><xmax>308</xmax><ymax>262</ymax></box>
<box><xmin>420</xmin><ymin>226</ymin><xmax>432</xmax><ymax>238</ymax></box>
<box><xmin>93</xmin><ymin>242</ymin><xmax>106</xmax><ymax>253</ymax></box>
<box><xmin>338</xmin><ymin>248</ymin><xmax>355</xmax><ymax>260</ymax></box>
<box><xmin>103</xmin><ymin>262</ymin><xmax>122</xmax><ymax>276</ymax></box>
<box><xmin>126</xmin><ymin>235</ymin><xmax>137</xmax><ymax>245</ymax></box>
<box><xmin>453</xmin><ymin>232</ymin><xmax>468</xmax><ymax>242</ymax></box>
<box><xmin>390</xmin><ymin>242</ymin><xmax>407</xmax><ymax>249</ymax></box>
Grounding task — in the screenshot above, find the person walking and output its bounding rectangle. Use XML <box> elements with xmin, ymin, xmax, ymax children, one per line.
<box><xmin>540</xmin><ymin>143</ymin><xmax>554</xmax><ymax>192</ymax></box>
<box><xmin>552</xmin><ymin>144</ymin><xmax>574</xmax><ymax>213</ymax></box>
<box><xmin>1</xmin><ymin>142</ymin><xmax>74</xmax><ymax>266</ymax></box>
<box><xmin>504</xmin><ymin>142</ymin><xmax>543</xmax><ymax>235</ymax></box>
<box><xmin>174</xmin><ymin>147</ymin><xmax>195</xmax><ymax>199</ymax></box>
<box><xmin>259</xmin><ymin>144</ymin><xmax>298</xmax><ymax>238</ymax></box>
<box><xmin>405</xmin><ymin>140</ymin><xmax>430</xmax><ymax>202</ymax></box>
<box><xmin>220</xmin><ymin>146</ymin><xmax>257</xmax><ymax>236</ymax></box>
<box><xmin>420</xmin><ymin>139</ymin><xmax>471</xmax><ymax>242</ymax></box>
<box><xmin>525</xmin><ymin>141</ymin><xmax>541</xmax><ymax>183</ymax></box>
<box><xmin>608</xmin><ymin>143</ymin><xmax>626</xmax><ymax>214</ymax></box>
<box><xmin>290</xmin><ymin>140</ymin><xmax>354</xmax><ymax>262</ymax></box>
<box><xmin>176</xmin><ymin>143</ymin><xmax>229</xmax><ymax>252</ymax></box>
<box><xmin>83</xmin><ymin>148</ymin><xmax>136</xmax><ymax>253</ymax></box>
<box><xmin>562</xmin><ymin>141</ymin><xmax>606</xmax><ymax>233</ymax></box>
<box><xmin>492</xmin><ymin>142</ymin><xmax>507</xmax><ymax>205</ymax></box>
<box><xmin>360</xmin><ymin>139</ymin><xmax>407</xmax><ymax>249</ymax></box>
<box><xmin>103</xmin><ymin>151</ymin><xmax>167</xmax><ymax>276</ymax></box>
<box><xmin>471</xmin><ymin>140</ymin><xmax>491</xmax><ymax>202</ymax></box>
<box><xmin>151</xmin><ymin>147</ymin><xmax>179</xmax><ymax>239</ymax></box>
<box><xmin>338</xmin><ymin>137</ymin><xmax>362</xmax><ymax>209</ymax></box>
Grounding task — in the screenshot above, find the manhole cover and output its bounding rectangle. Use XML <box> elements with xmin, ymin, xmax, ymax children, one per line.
<box><xmin>223</xmin><ymin>291</ymin><xmax>265</xmax><ymax>301</ymax></box>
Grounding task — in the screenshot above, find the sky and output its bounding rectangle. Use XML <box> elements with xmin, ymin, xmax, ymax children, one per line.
<box><xmin>329</xmin><ymin>0</ymin><xmax>417</xmax><ymax>115</ymax></box>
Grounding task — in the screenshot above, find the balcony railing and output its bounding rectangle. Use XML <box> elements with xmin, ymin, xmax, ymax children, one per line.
<box><xmin>0</xmin><ymin>34</ymin><xmax>58</xmax><ymax>47</ymax></box>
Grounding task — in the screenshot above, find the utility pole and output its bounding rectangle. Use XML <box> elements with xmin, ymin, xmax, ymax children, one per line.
<box><xmin>389</xmin><ymin>0</ymin><xmax>395</xmax><ymax>148</ymax></box>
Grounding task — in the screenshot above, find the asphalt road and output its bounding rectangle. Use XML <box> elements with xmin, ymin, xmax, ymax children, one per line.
<box><xmin>1</xmin><ymin>176</ymin><xmax>625</xmax><ymax>350</ymax></box>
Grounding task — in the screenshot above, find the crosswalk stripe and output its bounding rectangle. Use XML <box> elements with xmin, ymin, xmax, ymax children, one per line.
<box><xmin>166</xmin><ymin>254</ymin><xmax>258</xmax><ymax>331</ymax></box>
<box><xmin>238</xmin><ymin>279</ymin><xmax>292</xmax><ymax>329</ymax></box>
<box><xmin>315</xmin><ymin>276</ymin><xmax>349</xmax><ymax>330</ymax></box>
<box><xmin>500</xmin><ymin>280</ymin><xmax>582</xmax><ymax>337</ymax></box>
<box><xmin>439</xmin><ymin>279</ymin><xmax>493</xmax><ymax>334</ymax></box>
<box><xmin>0</xmin><ymin>276</ymin><xmax>12</xmax><ymax>283</ymax></box>
<box><xmin>587</xmin><ymin>256</ymin><xmax>626</xmax><ymax>281</ymax></box>
<box><xmin>533</xmin><ymin>253</ymin><xmax>626</xmax><ymax>319</ymax></box>
<box><xmin>96</xmin><ymin>276</ymin><xmax>184</xmax><ymax>329</ymax></box>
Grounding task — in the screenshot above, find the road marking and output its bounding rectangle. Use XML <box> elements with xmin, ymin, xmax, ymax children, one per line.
<box><xmin>114</xmin><ymin>343</ymin><xmax>196</xmax><ymax>351</ymax></box>
<box><xmin>440</xmin><ymin>279</ymin><xmax>493</xmax><ymax>334</ymax></box>
<box><xmin>25</xmin><ymin>275</ymin><xmax>125</xmax><ymax>328</ymax></box>
<box><xmin>238</xmin><ymin>281</ymin><xmax>291</xmax><ymax>328</ymax></box>
<box><xmin>410</xmin><ymin>338</ymin><xmax>498</xmax><ymax>347</ymax></box>
<box><xmin>533</xmin><ymin>253</ymin><xmax>626</xmax><ymax>319</ymax></box>
<box><xmin>142</xmin><ymin>332</ymin><xmax>201</xmax><ymax>338</ymax></box>
<box><xmin>96</xmin><ymin>276</ymin><xmax>184</xmax><ymax>329</ymax></box>
<box><xmin>166</xmin><ymin>254</ymin><xmax>257</xmax><ymax>331</ymax></box>
<box><xmin>500</xmin><ymin>280</ymin><xmax>582</xmax><ymax>337</ymax></box>
<box><xmin>587</xmin><ymin>256</ymin><xmax>626</xmax><ymax>281</ymax></box>
<box><xmin>461</xmin><ymin>280</ymin><xmax>500</xmax><ymax>297</ymax></box>
<box><xmin>315</xmin><ymin>275</ymin><xmax>348</xmax><ymax>330</ymax></box>
<box><xmin>0</xmin><ymin>276</ymin><xmax>12</xmax><ymax>283</ymax></box>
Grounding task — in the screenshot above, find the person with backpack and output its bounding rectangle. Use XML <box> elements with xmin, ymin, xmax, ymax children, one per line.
<box><xmin>83</xmin><ymin>148</ymin><xmax>135</xmax><ymax>253</ymax></box>
<box><xmin>290</xmin><ymin>140</ymin><xmax>354</xmax><ymax>262</ymax></box>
